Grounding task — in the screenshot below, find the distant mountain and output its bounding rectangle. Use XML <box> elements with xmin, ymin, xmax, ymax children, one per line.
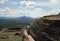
<box><xmin>0</xmin><ymin>16</ymin><xmax>33</xmax><ymax>20</ymax></box>
<box><xmin>16</xmin><ymin>16</ymin><xmax>33</xmax><ymax>21</ymax></box>
<box><xmin>0</xmin><ymin>16</ymin><xmax>33</xmax><ymax>28</ymax></box>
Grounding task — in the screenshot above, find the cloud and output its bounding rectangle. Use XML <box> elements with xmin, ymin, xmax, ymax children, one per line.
<box><xmin>50</xmin><ymin>0</ymin><xmax>60</xmax><ymax>5</ymax></box>
<box><xmin>0</xmin><ymin>7</ymin><xmax>21</xmax><ymax>17</ymax></box>
<box><xmin>20</xmin><ymin>1</ymin><xmax>36</xmax><ymax>8</ymax></box>
<box><xmin>0</xmin><ymin>7</ymin><xmax>50</xmax><ymax>18</ymax></box>
<box><xmin>50</xmin><ymin>0</ymin><xmax>57</xmax><ymax>4</ymax></box>
<box><xmin>35</xmin><ymin>0</ymin><xmax>60</xmax><ymax>7</ymax></box>
<box><xmin>0</xmin><ymin>0</ymin><xmax>4</xmax><ymax>4</ymax></box>
<box><xmin>0</xmin><ymin>3</ymin><xmax>60</xmax><ymax>18</ymax></box>
<box><xmin>50</xmin><ymin>8</ymin><xmax>60</xmax><ymax>15</ymax></box>
<box><xmin>0</xmin><ymin>7</ymin><xmax>58</xmax><ymax>18</ymax></box>
<box><xmin>18</xmin><ymin>8</ymin><xmax>52</xmax><ymax>18</ymax></box>
<box><xmin>0</xmin><ymin>0</ymin><xmax>8</xmax><ymax>4</ymax></box>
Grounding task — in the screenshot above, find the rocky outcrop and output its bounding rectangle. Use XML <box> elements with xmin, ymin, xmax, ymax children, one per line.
<box><xmin>27</xmin><ymin>14</ymin><xmax>60</xmax><ymax>41</ymax></box>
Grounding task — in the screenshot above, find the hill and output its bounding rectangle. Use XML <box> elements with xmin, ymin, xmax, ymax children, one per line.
<box><xmin>27</xmin><ymin>13</ymin><xmax>60</xmax><ymax>41</ymax></box>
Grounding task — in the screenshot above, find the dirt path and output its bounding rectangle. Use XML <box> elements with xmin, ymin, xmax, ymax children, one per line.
<box><xmin>24</xmin><ymin>30</ymin><xmax>35</xmax><ymax>41</ymax></box>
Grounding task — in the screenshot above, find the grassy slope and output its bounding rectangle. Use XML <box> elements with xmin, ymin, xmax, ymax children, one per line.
<box><xmin>0</xmin><ymin>29</ymin><xmax>23</xmax><ymax>41</ymax></box>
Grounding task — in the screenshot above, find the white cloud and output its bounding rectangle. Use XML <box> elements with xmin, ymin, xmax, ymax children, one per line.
<box><xmin>50</xmin><ymin>0</ymin><xmax>57</xmax><ymax>4</ymax></box>
<box><xmin>0</xmin><ymin>7</ymin><xmax>59</xmax><ymax>18</ymax></box>
<box><xmin>35</xmin><ymin>0</ymin><xmax>60</xmax><ymax>7</ymax></box>
<box><xmin>0</xmin><ymin>0</ymin><xmax>8</xmax><ymax>4</ymax></box>
<box><xmin>50</xmin><ymin>0</ymin><xmax>60</xmax><ymax>5</ymax></box>
<box><xmin>36</xmin><ymin>2</ymin><xmax>50</xmax><ymax>6</ymax></box>
<box><xmin>50</xmin><ymin>8</ymin><xmax>60</xmax><ymax>15</ymax></box>
<box><xmin>0</xmin><ymin>7</ymin><xmax>21</xmax><ymax>17</ymax></box>
<box><xmin>20</xmin><ymin>1</ymin><xmax>36</xmax><ymax>8</ymax></box>
<box><xmin>0</xmin><ymin>7</ymin><xmax>50</xmax><ymax>18</ymax></box>
<box><xmin>18</xmin><ymin>8</ymin><xmax>52</xmax><ymax>18</ymax></box>
<box><xmin>0</xmin><ymin>0</ymin><xmax>4</xmax><ymax>4</ymax></box>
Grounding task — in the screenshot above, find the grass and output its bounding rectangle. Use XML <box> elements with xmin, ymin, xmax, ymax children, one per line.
<box><xmin>0</xmin><ymin>29</ymin><xmax>23</xmax><ymax>41</ymax></box>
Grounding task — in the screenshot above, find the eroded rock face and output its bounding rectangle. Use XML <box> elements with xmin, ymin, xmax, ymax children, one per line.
<box><xmin>44</xmin><ymin>20</ymin><xmax>60</xmax><ymax>37</ymax></box>
<box><xmin>27</xmin><ymin>17</ymin><xmax>60</xmax><ymax>41</ymax></box>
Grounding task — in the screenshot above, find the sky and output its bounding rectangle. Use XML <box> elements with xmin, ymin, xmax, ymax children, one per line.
<box><xmin>0</xmin><ymin>0</ymin><xmax>60</xmax><ymax>18</ymax></box>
